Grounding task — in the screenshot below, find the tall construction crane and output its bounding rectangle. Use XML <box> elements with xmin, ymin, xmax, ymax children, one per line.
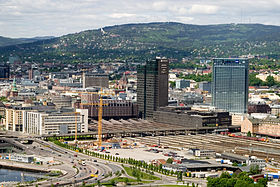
<box><xmin>68</xmin><ymin>89</ymin><xmax>113</xmax><ymax>147</ymax></box>
<box><xmin>81</xmin><ymin>95</ymin><xmax>108</xmax><ymax>147</ymax></box>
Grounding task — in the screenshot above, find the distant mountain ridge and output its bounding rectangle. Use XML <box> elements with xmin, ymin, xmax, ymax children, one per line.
<box><xmin>0</xmin><ymin>22</ymin><xmax>280</xmax><ymax>63</ymax></box>
<box><xmin>0</xmin><ymin>36</ymin><xmax>55</xmax><ymax>47</ymax></box>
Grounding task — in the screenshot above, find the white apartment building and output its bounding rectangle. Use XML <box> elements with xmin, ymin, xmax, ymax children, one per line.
<box><xmin>24</xmin><ymin>109</ymin><xmax>88</xmax><ymax>135</ymax></box>
<box><xmin>4</xmin><ymin>106</ymin><xmax>88</xmax><ymax>135</ymax></box>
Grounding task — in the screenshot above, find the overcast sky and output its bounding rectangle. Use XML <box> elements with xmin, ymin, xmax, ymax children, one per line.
<box><xmin>1</xmin><ymin>0</ymin><xmax>280</xmax><ymax>38</ymax></box>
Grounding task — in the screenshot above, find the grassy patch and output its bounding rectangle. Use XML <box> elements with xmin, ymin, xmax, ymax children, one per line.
<box><xmin>86</xmin><ymin>177</ymin><xmax>151</xmax><ymax>186</ymax></box>
<box><xmin>123</xmin><ymin>166</ymin><xmax>161</xmax><ymax>180</ymax></box>
<box><xmin>46</xmin><ymin>170</ymin><xmax>63</xmax><ymax>177</ymax></box>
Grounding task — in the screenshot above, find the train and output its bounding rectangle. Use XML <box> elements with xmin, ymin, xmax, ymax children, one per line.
<box><xmin>220</xmin><ymin>132</ymin><xmax>269</xmax><ymax>142</ymax></box>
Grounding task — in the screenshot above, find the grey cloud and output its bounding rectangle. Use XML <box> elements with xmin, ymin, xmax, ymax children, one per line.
<box><xmin>0</xmin><ymin>0</ymin><xmax>280</xmax><ymax>37</ymax></box>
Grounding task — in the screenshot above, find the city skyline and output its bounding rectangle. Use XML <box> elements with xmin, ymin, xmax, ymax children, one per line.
<box><xmin>1</xmin><ymin>0</ymin><xmax>280</xmax><ymax>38</ymax></box>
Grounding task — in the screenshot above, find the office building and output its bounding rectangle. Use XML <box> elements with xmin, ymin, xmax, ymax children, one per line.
<box><xmin>0</xmin><ymin>64</ymin><xmax>10</xmax><ymax>79</ymax></box>
<box><xmin>24</xmin><ymin>108</ymin><xmax>88</xmax><ymax>135</ymax></box>
<box><xmin>248</xmin><ymin>103</ymin><xmax>271</xmax><ymax>114</ymax></box>
<box><xmin>77</xmin><ymin>93</ymin><xmax>137</xmax><ymax>119</ymax></box>
<box><xmin>4</xmin><ymin>105</ymin><xmax>54</xmax><ymax>132</ymax></box>
<box><xmin>219</xmin><ymin>153</ymin><xmax>266</xmax><ymax>168</ymax></box>
<box><xmin>82</xmin><ymin>73</ymin><xmax>109</xmax><ymax>88</ymax></box>
<box><xmin>4</xmin><ymin>105</ymin><xmax>88</xmax><ymax>135</ymax></box>
<box><xmin>212</xmin><ymin>58</ymin><xmax>249</xmax><ymax>113</ymax></box>
<box><xmin>176</xmin><ymin>79</ymin><xmax>190</xmax><ymax>89</ymax></box>
<box><xmin>5</xmin><ymin>107</ymin><xmax>26</xmax><ymax>132</ymax></box>
<box><xmin>183</xmin><ymin>92</ymin><xmax>204</xmax><ymax>104</ymax></box>
<box><xmin>270</xmin><ymin>105</ymin><xmax>280</xmax><ymax>116</ymax></box>
<box><xmin>194</xmin><ymin>150</ymin><xmax>215</xmax><ymax>157</ymax></box>
<box><xmin>137</xmin><ymin>57</ymin><xmax>169</xmax><ymax>119</ymax></box>
<box><xmin>199</xmin><ymin>81</ymin><xmax>211</xmax><ymax>93</ymax></box>
<box><xmin>52</xmin><ymin>95</ymin><xmax>72</xmax><ymax>108</ymax></box>
<box><xmin>153</xmin><ymin>106</ymin><xmax>231</xmax><ymax>128</ymax></box>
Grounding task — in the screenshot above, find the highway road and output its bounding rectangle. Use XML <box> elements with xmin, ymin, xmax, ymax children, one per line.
<box><xmin>31</xmin><ymin>139</ymin><xmax>124</xmax><ymax>186</ymax></box>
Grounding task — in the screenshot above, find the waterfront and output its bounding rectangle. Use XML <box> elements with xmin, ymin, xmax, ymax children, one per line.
<box><xmin>0</xmin><ymin>168</ymin><xmax>44</xmax><ymax>182</ymax></box>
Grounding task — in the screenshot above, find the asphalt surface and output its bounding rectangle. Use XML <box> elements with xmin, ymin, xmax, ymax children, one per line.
<box><xmin>31</xmin><ymin>139</ymin><xmax>125</xmax><ymax>186</ymax></box>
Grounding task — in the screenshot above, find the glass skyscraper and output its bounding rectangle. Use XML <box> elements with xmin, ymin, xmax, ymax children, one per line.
<box><xmin>212</xmin><ymin>58</ymin><xmax>249</xmax><ymax>113</ymax></box>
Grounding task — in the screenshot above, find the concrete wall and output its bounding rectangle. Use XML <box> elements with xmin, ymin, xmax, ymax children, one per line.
<box><xmin>241</xmin><ymin>117</ymin><xmax>254</xmax><ymax>134</ymax></box>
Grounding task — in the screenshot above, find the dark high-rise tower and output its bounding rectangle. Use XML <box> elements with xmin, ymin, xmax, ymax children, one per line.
<box><xmin>0</xmin><ymin>63</ymin><xmax>10</xmax><ymax>79</ymax></box>
<box><xmin>212</xmin><ymin>58</ymin><xmax>249</xmax><ymax>113</ymax></box>
<box><xmin>137</xmin><ymin>57</ymin><xmax>169</xmax><ymax>119</ymax></box>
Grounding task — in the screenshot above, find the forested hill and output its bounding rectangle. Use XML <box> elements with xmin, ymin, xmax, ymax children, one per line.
<box><xmin>1</xmin><ymin>22</ymin><xmax>280</xmax><ymax>63</ymax></box>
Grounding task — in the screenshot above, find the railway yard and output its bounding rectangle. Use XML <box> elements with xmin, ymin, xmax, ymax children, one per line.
<box><xmin>88</xmin><ymin>119</ymin><xmax>185</xmax><ymax>132</ymax></box>
<box><xmin>125</xmin><ymin>133</ymin><xmax>280</xmax><ymax>163</ymax></box>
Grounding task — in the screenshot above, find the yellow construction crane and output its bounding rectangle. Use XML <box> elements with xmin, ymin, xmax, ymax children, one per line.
<box><xmin>81</xmin><ymin>96</ymin><xmax>108</xmax><ymax>147</ymax></box>
<box><xmin>68</xmin><ymin>89</ymin><xmax>114</xmax><ymax>147</ymax></box>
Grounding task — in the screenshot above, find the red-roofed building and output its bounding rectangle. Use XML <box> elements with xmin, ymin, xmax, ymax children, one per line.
<box><xmin>151</xmin><ymin>159</ymin><xmax>167</xmax><ymax>166</ymax></box>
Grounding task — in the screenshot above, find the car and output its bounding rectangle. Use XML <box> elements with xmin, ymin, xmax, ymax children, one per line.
<box><xmin>115</xmin><ymin>153</ymin><xmax>119</xmax><ymax>155</ymax></box>
<box><xmin>93</xmin><ymin>160</ymin><xmax>97</xmax><ymax>162</ymax></box>
<box><xmin>82</xmin><ymin>161</ymin><xmax>86</xmax><ymax>166</ymax></box>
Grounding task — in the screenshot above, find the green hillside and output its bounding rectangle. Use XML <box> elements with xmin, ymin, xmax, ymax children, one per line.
<box><xmin>0</xmin><ymin>22</ymin><xmax>280</xmax><ymax>63</ymax></box>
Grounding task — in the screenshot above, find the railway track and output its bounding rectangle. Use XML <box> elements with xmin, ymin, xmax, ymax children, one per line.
<box><xmin>126</xmin><ymin>134</ymin><xmax>280</xmax><ymax>162</ymax></box>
